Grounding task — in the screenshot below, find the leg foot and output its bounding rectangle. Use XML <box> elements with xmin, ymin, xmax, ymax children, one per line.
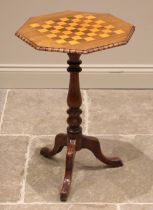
<box><xmin>40</xmin><ymin>133</ymin><xmax>67</xmax><ymax>158</ymax></box>
<box><xmin>60</xmin><ymin>140</ymin><xmax>76</xmax><ymax>201</ymax></box>
<box><xmin>82</xmin><ymin>135</ymin><xmax>123</xmax><ymax>167</ymax></box>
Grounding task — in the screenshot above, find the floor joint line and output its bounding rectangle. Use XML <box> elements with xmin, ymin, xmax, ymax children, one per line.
<box><xmin>0</xmin><ymin>134</ymin><xmax>56</xmax><ymax>137</ymax></box>
<box><xmin>0</xmin><ymin>89</ymin><xmax>9</xmax><ymax>133</ymax></box>
<box><xmin>1</xmin><ymin>202</ymin><xmax>153</xmax><ymax>205</ymax></box>
<box><xmin>88</xmin><ymin>133</ymin><xmax>153</xmax><ymax>136</ymax></box>
<box><xmin>18</xmin><ymin>136</ymin><xmax>34</xmax><ymax>203</ymax></box>
<box><xmin>0</xmin><ymin>202</ymin><xmax>124</xmax><ymax>205</ymax></box>
<box><xmin>83</xmin><ymin>90</ymin><xmax>89</xmax><ymax>135</ymax></box>
<box><xmin>1</xmin><ymin>133</ymin><xmax>153</xmax><ymax>136</ymax></box>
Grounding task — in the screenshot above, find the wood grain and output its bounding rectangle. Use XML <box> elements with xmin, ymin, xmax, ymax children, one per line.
<box><xmin>15</xmin><ymin>10</ymin><xmax>135</xmax><ymax>54</ymax></box>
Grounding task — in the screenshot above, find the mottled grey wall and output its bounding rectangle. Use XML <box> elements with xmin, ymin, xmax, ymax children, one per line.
<box><xmin>0</xmin><ymin>0</ymin><xmax>152</xmax><ymax>65</ymax></box>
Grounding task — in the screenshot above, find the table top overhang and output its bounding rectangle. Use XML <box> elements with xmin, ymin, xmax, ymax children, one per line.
<box><xmin>15</xmin><ymin>10</ymin><xmax>135</xmax><ymax>54</ymax></box>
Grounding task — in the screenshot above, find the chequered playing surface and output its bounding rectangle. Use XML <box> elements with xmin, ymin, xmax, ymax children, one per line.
<box><xmin>29</xmin><ymin>14</ymin><xmax>125</xmax><ymax>46</ymax></box>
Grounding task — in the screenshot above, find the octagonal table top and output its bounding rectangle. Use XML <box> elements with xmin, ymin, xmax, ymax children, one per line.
<box><xmin>15</xmin><ymin>10</ymin><xmax>135</xmax><ymax>54</ymax></box>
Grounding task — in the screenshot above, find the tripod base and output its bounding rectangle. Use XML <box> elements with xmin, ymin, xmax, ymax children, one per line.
<box><xmin>40</xmin><ymin>133</ymin><xmax>123</xmax><ymax>201</ymax></box>
<box><xmin>40</xmin><ymin>53</ymin><xmax>123</xmax><ymax>201</ymax></box>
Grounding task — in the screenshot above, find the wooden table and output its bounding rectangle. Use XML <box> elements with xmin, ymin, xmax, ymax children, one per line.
<box><xmin>15</xmin><ymin>10</ymin><xmax>135</xmax><ymax>201</ymax></box>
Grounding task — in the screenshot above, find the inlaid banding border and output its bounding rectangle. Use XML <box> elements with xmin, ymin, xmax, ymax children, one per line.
<box><xmin>15</xmin><ymin>25</ymin><xmax>135</xmax><ymax>54</ymax></box>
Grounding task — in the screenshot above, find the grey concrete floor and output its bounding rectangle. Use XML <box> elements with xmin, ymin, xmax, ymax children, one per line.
<box><xmin>0</xmin><ymin>89</ymin><xmax>153</xmax><ymax>210</ymax></box>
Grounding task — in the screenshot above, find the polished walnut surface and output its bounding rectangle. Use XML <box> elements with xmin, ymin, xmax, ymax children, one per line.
<box><xmin>15</xmin><ymin>10</ymin><xmax>135</xmax><ymax>54</ymax></box>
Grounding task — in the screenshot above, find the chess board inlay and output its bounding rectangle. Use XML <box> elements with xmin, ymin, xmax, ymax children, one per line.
<box><xmin>29</xmin><ymin>14</ymin><xmax>125</xmax><ymax>46</ymax></box>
